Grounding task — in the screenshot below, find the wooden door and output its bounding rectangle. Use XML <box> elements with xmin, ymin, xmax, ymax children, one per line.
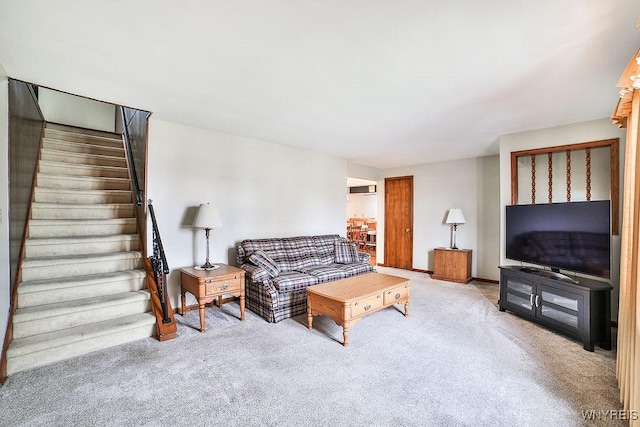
<box><xmin>384</xmin><ymin>176</ymin><xmax>413</xmax><ymax>269</ymax></box>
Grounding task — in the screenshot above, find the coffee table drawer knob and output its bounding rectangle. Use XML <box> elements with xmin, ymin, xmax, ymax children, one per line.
<box><xmin>385</xmin><ymin>286</ymin><xmax>409</xmax><ymax>305</ymax></box>
<box><xmin>364</xmin><ymin>304</ymin><xmax>371</xmax><ymax>311</ymax></box>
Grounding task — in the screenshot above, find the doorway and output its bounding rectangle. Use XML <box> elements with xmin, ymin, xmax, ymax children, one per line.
<box><xmin>346</xmin><ymin>177</ymin><xmax>377</xmax><ymax>265</ymax></box>
<box><xmin>384</xmin><ymin>176</ymin><xmax>413</xmax><ymax>269</ymax></box>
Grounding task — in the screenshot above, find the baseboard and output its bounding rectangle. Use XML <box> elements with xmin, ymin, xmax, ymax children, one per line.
<box><xmin>473</xmin><ymin>277</ymin><xmax>499</xmax><ymax>284</ymax></box>
<box><xmin>377</xmin><ymin>264</ymin><xmax>434</xmax><ymax>274</ymax></box>
<box><xmin>378</xmin><ymin>265</ymin><xmax>499</xmax><ymax>285</ymax></box>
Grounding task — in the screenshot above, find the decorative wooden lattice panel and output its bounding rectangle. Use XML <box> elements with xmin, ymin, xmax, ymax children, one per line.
<box><xmin>510</xmin><ymin>138</ymin><xmax>619</xmax><ymax>235</ymax></box>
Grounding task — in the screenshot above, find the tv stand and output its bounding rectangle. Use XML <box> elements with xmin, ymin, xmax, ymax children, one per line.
<box><xmin>499</xmin><ymin>266</ymin><xmax>612</xmax><ymax>351</ymax></box>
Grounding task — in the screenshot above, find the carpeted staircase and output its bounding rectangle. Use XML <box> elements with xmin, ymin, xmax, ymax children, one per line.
<box><xmin>6</xmin><ymin>123</ymin><xmax>156</xmax><ymax>375</ymax></box>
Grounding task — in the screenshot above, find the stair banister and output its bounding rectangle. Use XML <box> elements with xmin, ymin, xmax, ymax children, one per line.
<box><xmin>148</xmin><ymin>200</ymin><xmax>171</xmax><ymax>324</ymax></box>
<box><xmin>119</xmin><ymin>106</ymin><xmax>143</xmax><ymax>207</ymax></box>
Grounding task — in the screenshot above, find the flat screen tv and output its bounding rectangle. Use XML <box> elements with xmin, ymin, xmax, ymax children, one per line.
<box><xmin>505</xmin><ymin>201</ymin><xmax>611</xmax><ymax>279</ymax></box>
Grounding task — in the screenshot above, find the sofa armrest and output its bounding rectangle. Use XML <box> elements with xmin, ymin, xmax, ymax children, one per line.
<box><xmin>358</xmin><ymin>252</ymin><xmax>371</xmax><ymax>263</ymax></box>
<box><xmin>240</xmin><ymin>263</ymin><xmax>270</xmax><ymax>283</ymax></box>
<box><xmin>241</xmin><ymin>262</ymin><xmax>281</xmax><ymax>314</ymax></box>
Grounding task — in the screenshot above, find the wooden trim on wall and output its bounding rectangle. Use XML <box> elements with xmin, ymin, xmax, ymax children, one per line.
<box><xmin>511</xmin><ymin>138</ymin><xmax>618</xmax><ymax>156</ymax></box>
<box><xmin>610</xmin><ymin>139</ymin><xmax>620</xmax><ymax>235</ymax></box>
<box><xmin>0</xmin><ymin>79</ymin><xmax>45</xmax><ymax>385</ymax></box>
<box><xmin>510</xmin><ymin>138</ymin><xmax>620</xmax><ymax>235</ymax></box>
<box><xmin>473</xmin><ymin>277</ymin><xmax>500</xmax><ymax>284</ymax></box>
<box><xmin>410</xmin><ymin>268</ymin><xmax>498</xmax><ymax>284</ymax></box>
<box><xmin>510</xmin><ymin>153</ymin><xmax>518</xmax><ymax>205</ymax></box>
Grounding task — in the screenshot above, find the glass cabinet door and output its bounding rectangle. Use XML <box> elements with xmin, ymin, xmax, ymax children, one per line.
<box><xmin>504</xmin><ymin>276</ymin><xmax>534</xmax><ymax>315</ymax></box>
<box><xmin>536</xmin><ymin>284</ymin><xmax>582</xmax><ymax>332</ymax></box>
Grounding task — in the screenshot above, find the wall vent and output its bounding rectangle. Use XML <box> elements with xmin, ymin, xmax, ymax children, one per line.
<box><xmin>349</xmin><ymin>185</ymin><xmax>376</xmax><ymax>194</ymax></box>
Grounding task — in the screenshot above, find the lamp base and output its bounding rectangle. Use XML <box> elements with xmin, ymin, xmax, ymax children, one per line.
<box><xmin>194</xmin><ymin>263</ymin><xmax>220</xmax><ymax>271</ymax></box>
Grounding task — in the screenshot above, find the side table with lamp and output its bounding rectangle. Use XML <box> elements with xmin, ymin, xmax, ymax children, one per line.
<box><xmin>179</xmin><ymin>203</ymin><xmax>245</xmax><ymax>332</ymax></box>
<box><xmin>432</xmin><ymin>208</ymin><xmax>472</xmax><ymax>284</ymax></box>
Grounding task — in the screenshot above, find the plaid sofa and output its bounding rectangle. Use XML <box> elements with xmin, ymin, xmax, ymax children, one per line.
<box><xmin>236</xmin><ymin>235</ymin><xmax>375</xmax><ymax>323</ymax></box>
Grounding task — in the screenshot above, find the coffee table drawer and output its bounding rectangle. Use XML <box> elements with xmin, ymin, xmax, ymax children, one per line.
<box><xmin>351</xmin><ymin>293</ymin><xmax>383</xmax><ymax>317</ymax></box>
<box><xmin>205</xmin><ymin>276</ymin><xmax>242</xmax><ymax>296</ymax></box>
<box><xmin>384</xmin><ymin>284</ymin><xmax>409</xmax><ymax>305</ymax></box>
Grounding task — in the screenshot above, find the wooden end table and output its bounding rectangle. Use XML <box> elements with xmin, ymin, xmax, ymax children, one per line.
<box><xmin>432</xmin><ymin>248</ymin><xmax>472</xmax><ymax>283</ymax></box>
<box><xmin>307</xmin><ymin>273</ymin><xmax>410</xmax><ymax>346</ymax></box>
<box><xmin>179</xmin><ymin>265</ymin><xmax>245</xmax><ymax>332</ymax></box>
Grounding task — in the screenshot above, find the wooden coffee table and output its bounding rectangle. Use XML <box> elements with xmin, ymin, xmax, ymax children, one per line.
<box><xmin>307</xmin><ymin>273</ymin><xmax>410</xmax><ymax>346</ymax></box>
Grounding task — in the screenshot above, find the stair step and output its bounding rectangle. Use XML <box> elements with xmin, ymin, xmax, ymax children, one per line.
<box><xmin>12</xmin><ymin>290</ymin><xmax>151</xmax><ymax>339</ymax></box>
<box><xmin>31</xmin><ymin>202</ymin><xmax>135</xmax><ymax>220</ymax></box>
<box><xmin>43</xmin><ymin>138</ymin><xmax>125</xmax><ymax>157</ymax></box>
<box><xmin>25</xmin><ymin>234</ymin><xmax>140</xmax><ymax>258</ymax></box>
<box><xmin>34</xmin><ymin>188</ymin><xmax>132</xmax><ymax>204</ymax></box>
<box><xmin>22</xmin><ymin>251</ymin><xmax>143</xmax><ymax>281</ymax></box>
<box><xmin>37</xmin><ymin>173</ymin><xmax>130</xmax><ymax>191</ymax></box>
<box><xmin>6</xmin><ymin>312</ymin><xmax>156</xmax><ymax>374</ymax></box>
<box><xmin>28</xmin><ymin>218</ymin><xmax>137</xmax><ymax>238</ymax></box>
<box><xmin>18</xmin><ymin>270</ymin><xmax>147</xmax><ymax>308</ymax></box>
<box><xmin>41</xmin><ymin>148</ymin><xmax>127</xmax><ymax>168</ymax></box>
<box><xmin>6</xmin><ymin>123</ymin><xmax>157</xmax><ymax>376</ymax></box>
<box><xmin>45</xmin><ymin>124</ymin><xmax>122</xmax><ymax>144</ymax></box>
<box><xmin>38</xmin><ymin>160</ymin><xmax>129</xmax><ymax>179</ymax></box>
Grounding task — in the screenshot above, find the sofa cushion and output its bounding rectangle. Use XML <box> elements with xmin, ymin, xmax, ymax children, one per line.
<box><xmin>335</xmin><ymin>241</ymin><xmax>359</xmax><ymax>264</ymax></box>
<box><xmin>313</xmin><ymin>235</ymin><xmax>341</xmax><ymax>264</ymax></box>
<box><xmin>281</xmin><ymin>237</ymin><xmax>319</xmax><ymax>271</ymax></box>
<box><xmin>239</xmin><ymin>239</ymin><xmax>288</xmax><ymax>269</ymax></box>
<box><xmin>272</xmin><ymin>271</ymin><xmax>319</xmax><ymax>293</ymax></box>
<box><xmin>298</xmin><ymin>265</ymin><xmax>347</xmax><ymax>283</ymax></box>
<box><xmin>248</xmin><ymin>249</ymin><xmax>281</xmax><ymax>278</ymax></box>
<box><xmin>333</xmin><ymin>262</ymin><xmax>375</xmax><ymax>277</ymax></box>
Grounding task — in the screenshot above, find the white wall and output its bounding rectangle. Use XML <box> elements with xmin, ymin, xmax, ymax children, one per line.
<box><xmin>38</xmin><ymin>88</ymin><xmax>116</xmax><ymax>132</ymax></box>
<box><xmin>347</xmin><ymin>193</ymin><xmax>377</xmax><ymax>218</ymax></box>
<box><xmin>499</xmin><ymin>118</ymin><xmax>626</xmax><ymax>319</ymax></box>
<box><xmin>147</xmin><ymin>119</ymin><xmax>347</xmax><ymax>307</ymax></box>
<box><xmin>0</xmin><ymin>63</ymin><xmax>9</xmax><ymax>350</ymax></box>
<box><xmin>347</xmin><ymin>163</ymin><xmax>381</xmax><ymax>183</ymax></box>
<box><xmin>377</xmin><ymin>155</ymin><xmax>501</xmax><ymax>280</ymax></box>
<box><xmin>477</xmin><ymin>155</ymin><xmax>501</xmax><ymax>280</ymax></box>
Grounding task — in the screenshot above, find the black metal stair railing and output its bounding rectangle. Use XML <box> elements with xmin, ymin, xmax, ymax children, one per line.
<box><xmin>148</xmin><ymin>199</ymin><xmax>171</xmax><ymax>324</ymax></box>
<box><xmin>120</xmin><ymin>106</ymin><xmax>143</xmax><ymax>207</ymax></box>
<box><xmin>119</xmin><ymin>106</ymin><xmax>173</xmax><ymax>330</ymax></box>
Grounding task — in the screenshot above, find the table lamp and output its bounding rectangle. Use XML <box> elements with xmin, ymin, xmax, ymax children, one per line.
<box><xmin>445</xmin><ymin>208</ymin><xmax>466</xmax><ymax>250</ymax></box>
<box><xmin>193</xmin><ymin>203</ymin><xmax>223</xmax><ymax>270</ymax></box>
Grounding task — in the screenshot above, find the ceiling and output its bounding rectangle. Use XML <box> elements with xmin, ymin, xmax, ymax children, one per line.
<box><xmin>1</xmin><ymin>1</ymin><xmax>638</xmax><ymax>169</ymax></box>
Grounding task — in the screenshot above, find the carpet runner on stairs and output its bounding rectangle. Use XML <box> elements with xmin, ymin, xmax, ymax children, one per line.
<box><xmin>6</xmin><ymin>123</ymin><xmax>156</xmax><ymax>375</ymax></box>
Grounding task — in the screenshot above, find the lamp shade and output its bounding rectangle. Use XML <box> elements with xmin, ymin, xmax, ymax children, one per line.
<box><xmin>445</xmin><ymin>208</ymin><xmax>466</xmax><ymax>225</ymax></box>
<box><xmin>193</xmin><ymin>203</ymin><xmax>223</xmax><ymax>229</ymax></box>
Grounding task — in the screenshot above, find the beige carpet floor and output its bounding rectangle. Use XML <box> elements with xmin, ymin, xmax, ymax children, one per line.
<box><xmin>0</xmin><ymin>267</ymin><xmax>623</xmax><ymax>426</ymax></box>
